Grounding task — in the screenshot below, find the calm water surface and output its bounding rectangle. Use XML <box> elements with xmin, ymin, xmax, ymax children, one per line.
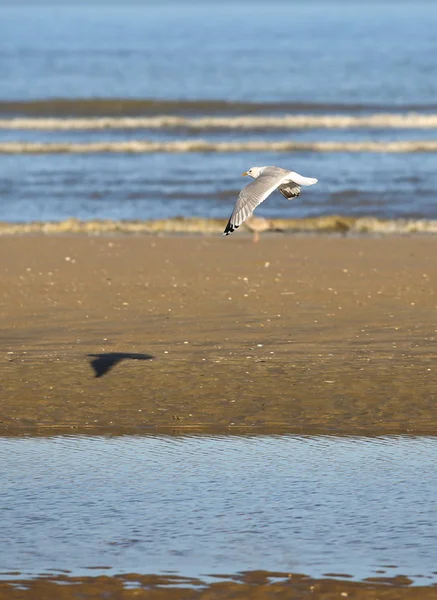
<box><xmin>1</xmin><ymin>3</ymin><xmax>436</xmax><ymax>105</ymax></box>
<box><xmin>1</xmin><ymin>435</ymin><xmax>437</xmax><ymax>583</ymax></box>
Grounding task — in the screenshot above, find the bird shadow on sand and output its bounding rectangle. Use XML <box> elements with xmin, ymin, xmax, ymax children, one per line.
<box><xmin>88</xmin><ymin>352</ymin><xmax>154</xmax><ymax>378</ymax></box>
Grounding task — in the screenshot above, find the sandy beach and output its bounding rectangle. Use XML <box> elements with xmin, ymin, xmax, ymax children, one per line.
<box><xmin>1</xmin><ymin>233</ymin><xmax>436</xmax><ymax>436</ymax></box>
<box><xmin>3</xmin><ymin>3</ymin><xmax>437</xmax><ymax>597</ymax></box>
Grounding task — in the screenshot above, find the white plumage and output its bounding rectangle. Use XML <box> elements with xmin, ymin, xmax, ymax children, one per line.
<box><xmin>223</xmin><ymin>166</ymin><xmax>318</xmax><ymax>236</ymax></box>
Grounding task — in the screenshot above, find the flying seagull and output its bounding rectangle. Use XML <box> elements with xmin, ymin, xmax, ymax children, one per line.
<box><xmin>223</xmin><ymin>166</ymin><xmax>318</xmax><ymax>237</ymax></box>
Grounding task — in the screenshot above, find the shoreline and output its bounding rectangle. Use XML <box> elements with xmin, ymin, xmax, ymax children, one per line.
<box><xmin>1</xmin><ymin>571</ymin><xmax>436</xmax><ymax>600</ymax></box>
<box><xmin>1</xmin><ymin>216</ymin><xmax>437</xmax><ymax>236</ymax></box>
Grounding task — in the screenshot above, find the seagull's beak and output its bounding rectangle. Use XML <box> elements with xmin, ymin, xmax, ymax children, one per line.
<box><xmin>242</xmin><ymin>171</ymin><xmax>248</xmax><ymax>176</ymax></box>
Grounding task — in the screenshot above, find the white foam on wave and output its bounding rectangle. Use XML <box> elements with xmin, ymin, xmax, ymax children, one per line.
<box><xmin>2</xmin><ymin>113</ymin><xmax>437</xmax><ymax>130</ymax></box>
<box><xmin>1</xmin><ymin>139</ymin><xmax>437</xmax><ymax>153</ymax></box>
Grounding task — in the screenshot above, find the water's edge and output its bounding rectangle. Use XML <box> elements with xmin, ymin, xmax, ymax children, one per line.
<box><xmin>2</xmin><ymin>216</ymin><xmax>437</xmax><ymax>235</ymax></box>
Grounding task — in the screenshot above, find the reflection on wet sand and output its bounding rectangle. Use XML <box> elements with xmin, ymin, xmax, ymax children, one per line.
<box><xmin>88</xmin><ymin>352</ymin><xmax>154</xmax><ymax>377</ymax></box>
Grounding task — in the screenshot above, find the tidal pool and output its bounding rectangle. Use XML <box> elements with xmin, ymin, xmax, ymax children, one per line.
<box><xmin>1</xmin><ymin>435</ymin><xmax>437</xmax><ymax>584</ymax></box>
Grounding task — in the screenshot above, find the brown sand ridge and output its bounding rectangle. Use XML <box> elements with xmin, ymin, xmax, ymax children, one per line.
<box><xmin>1</xmin><ymin>233</ymin><xmax>437</xmax><ymax>435</ymax></box>
<box><xmin>2</xmin><ymin>571</ymin><xmax>437</xmax><ymax>600</ymax></box>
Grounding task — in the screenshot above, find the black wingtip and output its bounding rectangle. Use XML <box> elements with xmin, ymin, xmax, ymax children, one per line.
<box><xmin>223</xmin><ymin>220</ymin><xmax>239</xmax><ymax>237</ymax></box>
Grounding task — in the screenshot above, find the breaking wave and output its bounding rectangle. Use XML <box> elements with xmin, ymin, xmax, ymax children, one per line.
<box><xmin>2</xmin><ymin>114</ymin><xmax>437</xmax><ymax>130</ymax></box>
<box><xmin>2</xmin><ymin>216</ymin><xmax>437</xmax><ymax>235</ymax></box>
<box><xmin>2</xmin><ymin>140</ymin><xmax>437</xmax><ymax>153</ymax></box>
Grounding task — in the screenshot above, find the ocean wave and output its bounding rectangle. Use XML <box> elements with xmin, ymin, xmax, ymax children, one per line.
<box><xmin>3</xmin><ymin>114</ymin><xmax>437</xmax><ymax>131</ymax></box>
<box><xmin>2</xmin><ymin>98</ymin><xmax>437</xmax><ymax>117</ymax></box>
<box><xmin>2</xmin><ymin>216</ymin><xmax>437</xmax><ymax>235</ymax></box>
<box><xmin>2</xmin><ymin>139</ymin><xmax>437</xmax><ymax>153</ymax></box>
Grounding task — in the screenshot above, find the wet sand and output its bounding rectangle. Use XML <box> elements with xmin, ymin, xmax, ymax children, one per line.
<box><xmin>2</xmin><ymin>572</ymin><xmax>437</xmax><ymax>600</ymax></box>
<box><xmin>1</xmin><ymin>233</ymin><xmax>436</xmax><ymax>436</ymax></box>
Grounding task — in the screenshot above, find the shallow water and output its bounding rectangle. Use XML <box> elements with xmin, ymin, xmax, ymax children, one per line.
<box><xmin>2</xmin><ymin>151</ymin><xmax>437</xmax><ymax>223</ymax></box>
<box><xmin>1</xmin><ymin>435</ymin><xmax>437</xmax><ymax>584</ymax></box>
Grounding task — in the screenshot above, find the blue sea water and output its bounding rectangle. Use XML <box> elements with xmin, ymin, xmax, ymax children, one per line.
<box><xmin>0</xmin><ymin>1</ymin><xmax>436</xmax><ymax>223</ymax></box>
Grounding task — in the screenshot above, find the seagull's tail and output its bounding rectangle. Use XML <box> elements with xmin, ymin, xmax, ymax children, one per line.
<box><xmin>290</xmin><ymin>172</ymin><xmax>318</xmax><ymax>186</ymax></box>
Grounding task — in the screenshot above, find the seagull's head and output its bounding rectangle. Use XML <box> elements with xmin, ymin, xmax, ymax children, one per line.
<box><xmin>242</xmin><ymin>166</ymin><xmax>267</xmax><ymax>179</ymax></box>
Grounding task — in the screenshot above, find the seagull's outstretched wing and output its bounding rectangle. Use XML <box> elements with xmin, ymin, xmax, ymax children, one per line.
<box><xmin>223</xmin><ymin>167</ymin><xmax>289</xmax><ymax>236</ymax></box>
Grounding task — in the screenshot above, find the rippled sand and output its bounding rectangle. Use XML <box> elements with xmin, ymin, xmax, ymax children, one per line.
<box><xmin>1</xmin><ymin>234</ymin><xmax>436</xmax><ymax>436</ymax></box>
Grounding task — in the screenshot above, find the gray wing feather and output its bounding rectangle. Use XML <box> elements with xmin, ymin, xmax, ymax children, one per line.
<box><xmin>278</xmin><ymin>182</ymin><xmax>301</xmax><ymax>200</ymax></box>
<box><xmin>223</xmin><ymin>167</ymin><xmax>289</xmax><ymax>236</ymax></box>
